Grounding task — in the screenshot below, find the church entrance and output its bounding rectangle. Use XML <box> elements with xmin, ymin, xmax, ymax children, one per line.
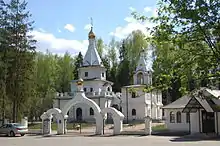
<box><xmin>76</xmin><ymin>108</ymin><xmax>82</xmax><ymax>121</ymax></box>
<box><xmin>202</xmin><ymin>110</ymin><xmax>215</xmax><ymax>133</ymax></box>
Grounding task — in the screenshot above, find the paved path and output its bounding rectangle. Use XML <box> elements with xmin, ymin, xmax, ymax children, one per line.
<box><xmin>0</xmin><ymin>134</ymin><xmax>219</xmax><ymax>146</ymax></box>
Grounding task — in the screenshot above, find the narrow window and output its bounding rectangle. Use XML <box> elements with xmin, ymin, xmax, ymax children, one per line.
<box><xmin>131</xmin><ymin>92</ymin><xmax>136</xmax><ymax>98</ymax></box>
<box><xmin>85</xmin><ymin>72</ymin><xmax>88</xmax><ymax>77</ymax></box>
<box><xmin>90</xmin><ymin>88</ymin><xmax>93</xmax><ymax>92</ymax></box>
<box><xmin>83</xmin><ymin>88</ymin><xmax>87</xmax><ymax>92</ymax></box>
<box><xmin>170</xmin><ymin>111</ymin><xmax>175</xmax><ymax>123</ymax></box>
<box><xmin>176</xmin><ymin>111</ymin><xmax>181</xmax><ymax>123</ymax></box>
<box><xmin>132</xmin><ymin>109</ymin><xmax>136</xmax><ymax>116</ymax></box>
<box><xmin>102</xmin><ymin>72</ymin><xmax>105</xmax><ymax>77</ymax></box>
<box><xmin>90</xmin><ymin>108</ymin><xmax>94</xmax><ymax>115</ymax></box>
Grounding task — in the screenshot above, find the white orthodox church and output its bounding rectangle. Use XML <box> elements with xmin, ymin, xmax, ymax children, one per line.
<box><xmin>53</xmin><ymin>26</ymin><xmax>163</xmax><ymax>123</ymax></box>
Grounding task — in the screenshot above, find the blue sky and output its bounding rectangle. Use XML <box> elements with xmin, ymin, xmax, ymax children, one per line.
<box><xmin>26</xmin><ymin>0</ymin><xmax>158</xmax><ymax>55</ymax></box>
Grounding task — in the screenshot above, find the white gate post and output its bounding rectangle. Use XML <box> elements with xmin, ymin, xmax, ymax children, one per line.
<box><xmin>144</xmin><ymin>116</ymin><xmax>152</xmax><ymax>135</ymax></box>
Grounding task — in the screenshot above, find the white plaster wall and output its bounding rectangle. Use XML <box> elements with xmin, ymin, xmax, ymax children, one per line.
<box><xmin>164</xmin><ymin>108</ymin><xmax>190</xmax><ymax>132</ymax></box>
<box><xmin>53</xmin><ymin>97</ymin><xmax>109</xmax><ymax>122</ymax></box>
<box><xmin>121</xmin><ymin>87</ymin><xmax>163</xmax><ymax>121</ymax></box>
<box><xmin>121</xmin><ymin>88</ymin><xmax>146</xmax><ymax>121</ymax></box>
<box><xmin>190</xmin><ymin>110</ymin><xmax>200</xmax><ymax>134</ymax></box>
<box><xmin>78</xmin><ymin>67</ymin><xmax>106</xmax><ymax>80</ymax></box>
<box><xmin>83</xmin><ymin>81</ymin><xmax>103</xmax><ymax>93</ymax></box>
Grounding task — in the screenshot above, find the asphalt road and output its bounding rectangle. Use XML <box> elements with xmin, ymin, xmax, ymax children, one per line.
<box><xmin>0</xmin><ymin>134</ymin><xmax>219</xmax><ymax>146</ymax></box>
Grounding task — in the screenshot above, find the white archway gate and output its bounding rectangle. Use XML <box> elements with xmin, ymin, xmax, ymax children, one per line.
<box><xmin>40</xmin><ymin>108</ymin><xmax>66</xmax><ymax>135</ymax></box>
<box><xmin>101</xmin><ymin>107</ymin><xmax>124</xmax><ymax>135</ymax></box>
<box><xmin>62</xmin><ymin>79</ymin><xmax>103</xmax><ymax>135</ymax></box>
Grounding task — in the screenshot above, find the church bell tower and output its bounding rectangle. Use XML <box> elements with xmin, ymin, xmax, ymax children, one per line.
<box><xmin>133</xmin><ymin>48</ymin><xmax>152</xmax><ymax>85</ymax></box>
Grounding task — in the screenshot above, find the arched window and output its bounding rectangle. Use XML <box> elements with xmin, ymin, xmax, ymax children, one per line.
<box><xmin>176</xmin><ymin>111</ymin><xmax>181</xmax><ymax>123</ymax></box>
<box><xmin>76</xmin><ymin>108</ymin><xmax>82</xmax><ymax>121</ymax></box>
<box><xmin>137</xmin><ymin>72</ymin><xmax>144</xmax><ymax>84</ymax></box>
<box><xmin>89</xmin><ymin>108</ymin><xmax>94</xmax><ymax>115</ymax></box>
<box><xmin>132</xmin><ymin>109</ymin><xmax>136</xmax><ymax>116</ymax></box>
<box><xmin>131</xmin><ymin>92</ymin><xmax>136</xmax><ymax>98</ymax></box>
<box><xmin>170</xmin><ymin>111</ymin><xmax>175</xmax><ymax>123</ymax></box>
<box><xmin>186</xmin><ymin>112</ymin><xmax>190</xmax><ymax>123</ymax></box>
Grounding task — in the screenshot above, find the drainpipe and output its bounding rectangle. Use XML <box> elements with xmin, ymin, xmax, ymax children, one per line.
<box><xmin>126</xmin><ymin>87</ymin><xmax>129</xmax><ymax>124</ymax></box>
<box><xmin>198</xmin><ymin>109</ymin><xmax>201</xmax><ymax>133</ymax></box>
<box><xmin>216</xmin><ymin>112</ymin><xmax>218</xmax><ymax>135</ymax></box>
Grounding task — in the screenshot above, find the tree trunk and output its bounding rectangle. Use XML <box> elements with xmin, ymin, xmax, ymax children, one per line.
<box><xmin>12</xmin><ymin>100</ymin><xmax>16</xmax><ymax>122</ymax></box>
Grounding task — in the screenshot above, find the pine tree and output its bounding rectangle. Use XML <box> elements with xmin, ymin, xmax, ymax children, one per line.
<box><xmin>4</xmin><ymin>0</ymin><xmax>36</xmax><ymax>122</ymax></box>
<box><xmin>73</xmin><ymin>52</ymin><xmax>83</xmax><ymax>80</ymax></box>
<box><xmin>0</xmin><ymin>0</ymin><xmax>9</xmax><ymax>123</ymax></box>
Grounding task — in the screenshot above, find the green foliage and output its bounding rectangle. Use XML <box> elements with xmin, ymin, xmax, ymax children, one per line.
<box><xmin>73</xmin><ymin>52</ymin><xmax>83</xmax><ymax>80</ymax></box>
<box><xmin>132</xmin><ymin>0</ymin><xmax>220</xmax><ymax>103</ymax></box>
<box><xmin>96</xmin><ymin>38</ymin><xmax>105</xmax><ymax>58</ymax></box>
<box><xmin>116</xmin><ymin>30</ymin><xmax>148</xmax><ymax>88</ymax></box>
<box><xmin>0</xmin><ymin>0</ymin><xmax>36</xmax><ymax>122</ymax></box>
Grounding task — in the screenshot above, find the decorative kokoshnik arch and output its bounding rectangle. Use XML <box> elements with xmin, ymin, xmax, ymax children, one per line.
<box><xmin>41</xmin><ymin>78</ymin><xmax>125</xmax><ymax>136</ymax></box>
<box><xmin>101</xmin><ymin>107</ymin><xmax>124</xmax><ymax>135</ymax></box>
<box><xmin>40</xmin><ymin>108</ymin><xmax>66</xmax><ymax>135</ymax></box>
<box><xmin>61</xmin><ymin>79</ymin><xmax>103</xmax><ymax>135</ymax></box>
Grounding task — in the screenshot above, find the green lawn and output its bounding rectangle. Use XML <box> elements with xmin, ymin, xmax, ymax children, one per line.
<box><xmin>152</xmin><ymin>124</ymin><xmax>167</xmax><ymax>131</ymax></box>
<box><xmin>28</xmin><ymin>122</ymin><xmax>94</xmax><ymax>130</ymax></box>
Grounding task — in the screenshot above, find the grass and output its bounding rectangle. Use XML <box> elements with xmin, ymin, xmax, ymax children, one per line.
<box><xmin>152</xmin><ymin>124</ymin><xmax>167</xmax><ymax>132</ymax></box>
<box><xmin>28</xmin><ymin>122</ymin><xmax>94</xmax><ymax>130</ymax></box>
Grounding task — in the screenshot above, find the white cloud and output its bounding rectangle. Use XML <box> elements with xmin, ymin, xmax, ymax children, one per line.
<box><xmin>64</xmin><ymin>24</ymin><xmax>75</xmax><ymax>32</ymax></box>
<box><xmin>109</xmin><ymin>16</ymin><xmax>154</xmax><ymax>39</ymax></box>
<box><xmin>109</xmin><ymin>6</ymin><xmax>157</xmax><ymax>39</ymax></box>
<box><xmin>144</xmin><ymin>6</ymin><xmax>152</xmax><ymax>13</ymax></box>
<box><xmin>84</xmin><ymin>24</ymin><xmax>92</xmax><ymax>31</ymax></box>
<box><xmin>38</xmin><ymin>28</ymin><xmax>46</xmax><ymax>33</ymax></box>
<box><xmin>31</xmin><ymin>30</ymin><xmax>88</xmax><ymax>56</ymax></box>
<box><xmin>129</xmin><ymin>6</ymin><xmax>136</xmax><ymax>12</ymax></box>
<box><xmin>58</xmin><ymin>29</ymin><xmax>62</xmax><ymax>33</ymax></box>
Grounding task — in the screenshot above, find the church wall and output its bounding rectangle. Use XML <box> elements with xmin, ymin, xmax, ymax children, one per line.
<box><xmin>121</xmin><ymin>87</ymin><xmax>163</xmax><ymax>122</ymax></box>
<box><xmin>78</xmin><ymin>67</ymin><xmax>106</xmax><ymax>80</ymax></box>
<box><xmin>83</xmin><ymin>81</ymin><xmax>103</xmax><ymax>93</ymax></box>
<box><xmin>121</xmin><ymin>87</ymin><xmax>146</xmax><ymax>122</ymax></box>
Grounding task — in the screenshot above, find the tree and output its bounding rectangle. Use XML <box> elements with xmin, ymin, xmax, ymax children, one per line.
<box><xmin>56</xmin><ymin>52</ymin><xmax>74</xmax><ymax>92</ymax></box>
<box><xmin>132</xmin><ymin>0</ymin><xmax>220</xmax><ymax>103</ymax></box>
<box><xmin>73</xmin><ymin>52</ymin><xmax>83</xmax><ymax>80</ymax></box>
<box><xmin>31</xmin><ymin>51</ymin><xmax>59</xmax><ymax>119</ymax></box>
<box><xmin>116</xmin><ymin>41</ymin><xmax>131</xmax><ymax>87</ymax></box>
<box><xmin>96</xmin><ymin>38</ymin><xmax>104</xmax><ymax>58</ymax></box>
<box><xmin>0</xmin><ymin>0</ymin><xmax>9</xmax><ymax>122</ymax></box>
<box><xmin>4</xmin><ymin>0</ymin><xmax>36</xmax><ymax>122</ymax></box>
<box><xmin>116</xmin><ymin>30</ymin><xmax>148</xmax><ymax>88</ymax></box>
